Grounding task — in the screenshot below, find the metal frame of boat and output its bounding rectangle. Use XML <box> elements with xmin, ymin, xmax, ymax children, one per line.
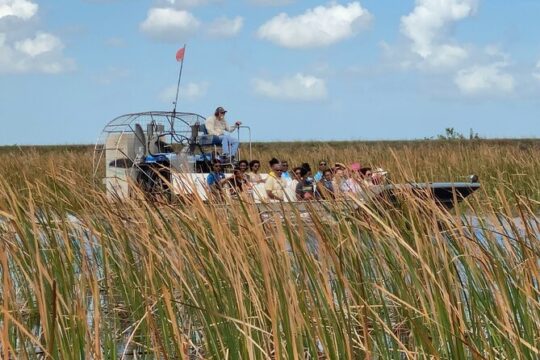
<box><xmin>93</xmin><ymin>111</ymin><xmax>480</xmax><ymax>209</ymax></box>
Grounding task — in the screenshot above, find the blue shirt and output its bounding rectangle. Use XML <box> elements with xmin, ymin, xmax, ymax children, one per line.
<box><xmin>314</xmin><ymin>171</ymin><xmax>323</xmax><ymax>182</ymax></box>
<box><xmin>207</xmin><ymin>172</ymin><xmax>225</xmax><ymax>186</ymax></box>
<box><xmin>281</xmin><ymin>171</ymin><xmax>292</xmax><ymax>182</ymax></box>
<box><xmin>321</xmin><ymin>179</ymin><xmax>334</xmax><ymax>192</ymax></box>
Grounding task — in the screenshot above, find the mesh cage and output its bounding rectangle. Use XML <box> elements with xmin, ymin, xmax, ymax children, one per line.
<box><xmin>93</xmin><ymin>111</ymin><xmax>205</xmax><ymax>180</ymax></box>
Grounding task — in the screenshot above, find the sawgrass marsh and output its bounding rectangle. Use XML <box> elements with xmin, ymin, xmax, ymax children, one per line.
<box><xmin>0</xmin><ymin>140</ymin><xmax>538</xmax><ymax>358</ymax></box>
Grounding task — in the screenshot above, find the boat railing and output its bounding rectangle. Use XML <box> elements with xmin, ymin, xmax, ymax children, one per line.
<box><xmin>237</xmin><ymin>125</ymin><xmax>252</xmax><ymax>161</ymax></box>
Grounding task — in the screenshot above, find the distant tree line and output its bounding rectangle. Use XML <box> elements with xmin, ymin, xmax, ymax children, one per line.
<box><xmin>426</xmin><ymin>128</ymin><xmax>481</xmax><ymax>140</ymax></box>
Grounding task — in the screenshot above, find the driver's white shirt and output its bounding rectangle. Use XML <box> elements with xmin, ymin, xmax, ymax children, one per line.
<box><xmin>205</xmin><ymin>115</ymin><xmax>236</xmax><ymax>136</ymax></box>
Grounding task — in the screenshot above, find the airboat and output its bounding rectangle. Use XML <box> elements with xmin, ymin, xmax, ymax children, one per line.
<box><xmin>93</xmin><ymin>111</ymin><xmax>480</xmax><ymax>210</ymax></box>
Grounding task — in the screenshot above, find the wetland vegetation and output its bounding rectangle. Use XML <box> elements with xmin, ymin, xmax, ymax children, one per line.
<box><xmin>0</xmin><ymin>139</ymin><xmax>538</xmax><ymax>358</ymax></box>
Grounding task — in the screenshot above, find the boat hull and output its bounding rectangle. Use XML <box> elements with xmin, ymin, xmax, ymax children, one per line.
<box><xmin>170</xmin><ymin>173</ymin><xmax>480</xmax><ymax>210</ymax></box>
<box><xmin>379</xmin><ymin>182</ymin><xmax>481</xmax><ymax>210</ymax></box>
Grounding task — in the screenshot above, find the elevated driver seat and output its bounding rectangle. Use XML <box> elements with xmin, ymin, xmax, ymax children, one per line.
<box><xmin>198</xmin><ymin>123</ymin><xmax>222</xmax><ymax>147</ymax></box>
<box><xmin>188</xmin><ymin>122</ymin><xmax>223</xmax><ymax>161</ymax></box>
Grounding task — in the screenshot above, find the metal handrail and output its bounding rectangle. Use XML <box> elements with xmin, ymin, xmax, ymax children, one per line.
<box><xmin>237</xmin><ymin>125</ymin><xmax>252</xmax><ymax>161</ymax></box>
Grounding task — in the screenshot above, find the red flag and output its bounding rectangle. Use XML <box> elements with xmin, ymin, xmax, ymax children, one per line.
<box><xmin>176</xmin><ymin>46</ymin><xmax>185</xmax><ymax>62</ymax></box>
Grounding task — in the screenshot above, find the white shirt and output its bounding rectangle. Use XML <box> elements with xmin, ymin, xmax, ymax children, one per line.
<box><xmin>205</xmin><ymin>115</ymin><xmax>237</xmax><ymax>136</ymax></box>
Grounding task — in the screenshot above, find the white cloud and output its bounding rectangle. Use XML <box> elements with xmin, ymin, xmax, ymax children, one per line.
<box><xmin>400</xmin><ymin>0</ymin><xmax>477</xmax><ymax>69</ymax></box>
<box><xmin>0</xmin><ymin>0</ymin><xmax>38</xmax><ymax>20</ymax></box>
<box><xmin>206</xmin><ymin>16</ymin><xmax>243</xmax><ymax>38</ymax></box>
<box><xmin>401</xmin><ymin>0</ymin><xmax>476</xmax><ymax>57</ymax></box>
<box><xmin>393</xmin><ymin>2</ymin><xmax>519</xmax><ymax>98</ymax></box>
<box><xmin>425</xmin><ymin>44</ymin><xmax>468</xmax><ymax>68</ymax></box>
<box><xmin>252</xmin><ymin>73</ymin><xmax>327</xmax><ymax>101</ymax></box>
<box><xmin>159</xmin><ymin>81</ymin><xmax>209</xmax><ymax>103</ymax></box>
<box><xmin>0</xmin><ymin>33</ymin><xmax>75</xmax><ymax>73</ymax></box>
<box><xmin>0</xmin><ymin>1</ymin><xmax>74</xmax><ymax>76</ymax></box>
<box><xmin>140</xmin><ymin>7</ymin><xmax>200</xmax><ymax>42</ymax></box>
<box><xmin>14</xmin><ymin>32</ymin><xmax>63</xmax><ymax>56</ymax></box>
<box><xmin>257</xmin><ymin>2</ymin><xmax>372</xmax><ymax>48</ymax></box>
<box><xmin>454</xmin><ymin>62</ymin><xmax>515</xmax><ymax>95</ymax></box>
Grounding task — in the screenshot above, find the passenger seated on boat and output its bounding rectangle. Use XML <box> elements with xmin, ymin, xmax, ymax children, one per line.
<box><xmin>292</xmin><ymin>166</ymin><xmax>302</xmax><ymax>180</ymax></box>
<box><xmin>265</xmin><ymin>158</ymin><xmax>285</xmax><ymax>201</ymax></box>
<box><xmin>238</xmin><ymin>160</ymin><xmax>249</xmax><ymax>174</ymax></box>
<box><xmin>205</xmin><ymin>106</ymin><xmax>241</xmax><ymax>160</ymax></box>
<box><xmin>332</xmin><ymin>166</ymin><xmax>346</xmax><ymax>197</ymax></box>
<box><xmin>334</xmin><ymin>163</ymin><xmax>347</xmax><ymax>172</ymax></box>
<box><xmin>371</xmin><ymin>168</ymin><xmax>388</xmax><ymax>185</ymax></box>
<box><xmin>350</xmin><ymin>162</ymin><xmax>361</xmax><ymax>174</ymax></box>
<box><xmin>206</xmin><ymin>160</ymin><xmax>227</xmax><ymax>199</ymax></box>
<box><xmin>301</xmin><ymin>163</ymin><xmax>312</xmax><ymax>174</ymax></box>
<box><xmin>314</xmin><ymin>160</ymin><xmax>328</xmax><ymax>182</ymax></box>
<box><xmin>336</xmin><ymin>166</ymin><xmax>360</xmax><ymax>194</ymax></box>
<box><xmin>318</xmin><ymin>169</ymin><xmax>335</xmax><ymax>199</ymax></box>
<box><xmin>290</xmin><ymin>167</ymin><xmax>302</xmax><ymax>190</ymax></box>
<box><xmin>295</xmin><ymin>167</ymin><xmax>317</xmax><ymax>201</ymax></box>
<box><xmin>283</xmin><ymin>166</ymin><xmax>301</xmax><ymax>200</ymax></box>
<box><xmin>224</xmin><ymin>167</ymin><xmax>249</xmax><ymax>198</ymax></box>
<box><xmin>301</xmin><ymin>162</ymin><xmax>320</xmax><ymax>197</ymax></box>
<box><xmin>340</xmin><ymin>163</ymin><xmax>362</xmax><ymax>193</ymax></box>
<box><xmin>247</xmin><ymin>160</ymin><xmax>264</xmax><ymax>184</ymax></box>
<box><xmin>359</xmin><ymin>167</ymin><xmax>374</xmax><ymax>186</ymax></box>
<box><xmin>280</xmin><ymin>161</ymin><xmax>292</xmax><ymax>184</ymax></box>
<box><xmin>234</xmin><ymin>161</ymin><xmax>253</xmax><ymax>192</ymax></box>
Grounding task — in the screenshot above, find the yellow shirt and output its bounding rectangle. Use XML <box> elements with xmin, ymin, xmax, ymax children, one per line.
<box><xmin>264</xmin><ymin>171</ymin><xmax>285</xmax><ymax>200</ymax></box>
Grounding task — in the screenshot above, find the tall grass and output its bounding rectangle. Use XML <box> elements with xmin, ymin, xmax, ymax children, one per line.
<box><xmin>0</xmin><ymin>141</ymin><xmax>539</xmax><ymax>358</ymax></box>
<box><xmin>2</xmin><ymin>140</ymin><xmax>539</xmax><ymax>205</ymax></box>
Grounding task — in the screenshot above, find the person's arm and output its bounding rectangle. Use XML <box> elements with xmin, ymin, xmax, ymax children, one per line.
<box><xmin>226</xmin><ymin>120</ymin><xmax>242</xmax><ymax>132</ymax></box>
<box><xmin>243</xmin><ymin>177</ymin><xmax>253</xmax><ymax>190</ymax></box>
<box><xmin>265</xmin><ymin>177</ymin><xmax>274</xmax><ymax>199</ymax></box>
<box><xmin>266</xmin><ymin>190</ymin><xmax>283</xmax><ymax>201</ymax></box>
<box><xmin>226</xmin><ymin>121</ymin><xmax>236</xmax><ymax>132</ymax></box>
<box><xmin>219</xmin><ymin>177</ymin><xmax>229</xmax><ymax>186</ymax></box>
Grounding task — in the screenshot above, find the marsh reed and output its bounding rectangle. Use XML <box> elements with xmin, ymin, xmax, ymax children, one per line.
<box><xmin>0</xmin><ymin>140</ymin><xmax>539</xmax><ymax>358</ymax></box>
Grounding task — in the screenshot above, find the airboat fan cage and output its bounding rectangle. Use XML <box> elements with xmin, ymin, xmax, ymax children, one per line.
<box><xmin>93</xmin><ymin>111</ymin><xmax>206</xmax><ymax>198</ymax></box>
<box><xmin>93</xmin><ymin>111</ymin><xmax>204</xmax><ymax>177</ymax></box>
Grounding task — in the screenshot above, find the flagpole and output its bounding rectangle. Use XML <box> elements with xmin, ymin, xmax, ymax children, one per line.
<box><xmin>173</xmin><ymin>44</ymin><xmax>186</xmax><ymax>114</ymax></box>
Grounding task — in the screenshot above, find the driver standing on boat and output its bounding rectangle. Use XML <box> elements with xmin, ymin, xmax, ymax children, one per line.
<box><xmin>206</xmin><ymin>106</ymin><xmax>242</xmax><ymax>161</ymax></box>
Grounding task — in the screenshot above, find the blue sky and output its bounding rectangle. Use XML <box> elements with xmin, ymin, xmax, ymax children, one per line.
<box><xmin>0</xmin><ymin>0</ymin><xmax>539</xmax><ymax>144</ymax></box>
